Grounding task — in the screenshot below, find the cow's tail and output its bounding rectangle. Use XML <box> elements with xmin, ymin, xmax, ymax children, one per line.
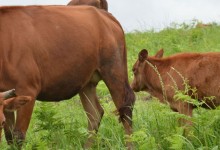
<box><xmin>119</xmin><ymin>36</ymin><xmax>136</xmax><ymax>126</ymax></box>
<box><xmin>119</xmin><ymin>82</ymin><xmax>135</xmax><ymax>126</ymax></box>
<box><xmin>99</xmin><ymin>10</ymin><xmax>136</xmax><ymax>125</ymax></box>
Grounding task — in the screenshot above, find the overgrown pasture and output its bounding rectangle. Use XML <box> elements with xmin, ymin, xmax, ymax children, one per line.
<box><xmin>1</xmin><ymin>22</ymin><xmax>220</xmax><ymax>150</ymax></box>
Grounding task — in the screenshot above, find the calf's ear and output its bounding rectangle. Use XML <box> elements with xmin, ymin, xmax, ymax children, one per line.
<box><xmin>4</xmin><ymin>96</ymin><xmax>31</xmax><ymax>111</ymax></box>
<box><xmin>138</xmin><ymin>49</ymin><xmax>148</xmax><ymax>62</ymax></box>
<box><xmin>155</xmin><ymin>48</ymin><xmax>164</xmax><ymax>58</ymax></box>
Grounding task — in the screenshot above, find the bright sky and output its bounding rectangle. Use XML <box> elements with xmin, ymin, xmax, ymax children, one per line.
<box><xmin>0</xmin><ymin>0</ymin><xmax>219</xmax><ymax>32</ymax></box>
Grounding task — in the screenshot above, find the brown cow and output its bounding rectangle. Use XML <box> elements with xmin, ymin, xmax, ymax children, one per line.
<box><xmin>67</xmin><ymin>0</ymin><xmax>108</xmax><ymax>11</ymax></box>
<box><xmin>131</xmin><ymin>49</ymin><xmax>220</xmax><ymax>126</ymax></box>
<box><xmin>0</xmin><ymin>6</ymin><xmax>135</xmax><ymax>149</ymax></box>
<box><xmin>196</xmin><ymin>23</ymin><xmax>212</xmax><ymax>28</ymax></box>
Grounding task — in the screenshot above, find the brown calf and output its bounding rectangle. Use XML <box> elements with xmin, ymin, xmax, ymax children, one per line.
<box><xmin>67</xmin><ymin>0</ymin><xmax>108</xmax><ymax>11</ymax></box>
<box><xmin>131</xmin><ymin>49</ymin><xmax>220</xmax><ymax>125</ymax></box>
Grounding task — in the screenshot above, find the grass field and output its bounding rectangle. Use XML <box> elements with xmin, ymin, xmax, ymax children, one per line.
<box><xmin>1</xmin><ymin>22</ymin><xmax>220</xmax><ymax>150</ymax></box>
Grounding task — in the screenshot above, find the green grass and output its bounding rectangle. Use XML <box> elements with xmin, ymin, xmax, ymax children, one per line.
<box><xmin>1</xmin><ymin>21</ymin><xmax>220</xmax><ymax>150</ymax></box>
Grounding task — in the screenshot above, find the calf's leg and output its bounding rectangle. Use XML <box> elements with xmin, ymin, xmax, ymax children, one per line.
<box><xmin>172</xmin><ymin>102</ymin><xmax>194</xmax><ymax>136</ymax></box>
<box><xmin>79</xmin><ymin>83</ymin><xmax>104</xmax><ymax>149</ymax></box>
<box><xmin>176</xmin><ymin>102</ymin><xmax>193</xmax><ymax>127</ymax></box>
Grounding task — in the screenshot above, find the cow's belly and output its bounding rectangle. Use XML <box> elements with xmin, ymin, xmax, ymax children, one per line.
<box><xmin>36</xmin><ymin>78</ymin><xmax>88</xmax><ymax>101</ymax></box>
<box><xmin>36</xmin><ymin>83</ymin><xmax>81</xmax><ymax>101</ymax></box>
<box><xmin>36</xmin><ymin>69</ymin><xmax>100</xmax><ymax>101</ymax></box>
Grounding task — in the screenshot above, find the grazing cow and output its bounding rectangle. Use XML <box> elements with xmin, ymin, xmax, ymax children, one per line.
<box><xmin>0</xmin><ymin>5</ymin><xmax>135</xmax><ymax>149</ymax></box>
<box><xmin>196</xmin><ymin>23</ymin><xmax>212</xmax><ymax>28</ymax></box>
<box><xmin>131</xmin><ymin>49</ymin><xmax>220</xmax><ymax>125</ymax></box>
<box><xmin>67</xmin><ymin>0</ymin><xmax>108</xmax><ymax>11</ymax></box>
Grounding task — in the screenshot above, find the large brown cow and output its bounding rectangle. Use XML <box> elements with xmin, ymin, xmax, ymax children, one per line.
<box><xmin>131</xmin><ymin>49</ymin><xmax>220</xmax><ymax>126</ymax></box>
<box><xmin>0</xmin><ymin>5</ymin><xmax>135</xmax><ymax>149</ymax></box>
<box><xmin>67</xmin><ymin>0</ymin><xmax>108</xmax><ymax>11</ymax></box>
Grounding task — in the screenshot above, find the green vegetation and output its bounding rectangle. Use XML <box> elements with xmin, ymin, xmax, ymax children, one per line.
<box><xmin>1</xmin><ymin>21</ymin><xmax>220</xmax><ymax>150</ymax></box>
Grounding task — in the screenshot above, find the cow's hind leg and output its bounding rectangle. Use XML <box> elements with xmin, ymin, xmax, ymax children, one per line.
<box><xmin>101</xmin><ymin>68</ymin><xmax>135</xmax><ymax>149</ymax></box>
<box><xmin>79</xmin><ymin>83</ymin><xmax>104</xmax><ymax>149</ymax></box>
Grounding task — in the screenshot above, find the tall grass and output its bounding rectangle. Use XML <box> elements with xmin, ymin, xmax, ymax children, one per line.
<box><xmin>1</xmin><ymin>21</ymin><xmax>220</xmax><ymax>150</ymax></box>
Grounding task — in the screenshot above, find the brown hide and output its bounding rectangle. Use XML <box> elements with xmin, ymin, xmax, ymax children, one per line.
<box><xmin>0</xmin><ymin>6</ymin><xmax>134</xmax><ymax>149</ymax></box>
<box><xmin>132</xmin><ymin>49</ymin><xmax>220</xmax><ymax>124</ymax></box>
<box><xmin>67</xmin><ymin>0</ymin><xmax>108</xmax><ymax>11</ymax></box>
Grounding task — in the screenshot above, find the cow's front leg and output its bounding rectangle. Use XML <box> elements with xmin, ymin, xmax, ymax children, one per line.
<box><xmin>13</xmin><ymin>97</ymin><xmax>35</xmax><ymax>148</ymax></box>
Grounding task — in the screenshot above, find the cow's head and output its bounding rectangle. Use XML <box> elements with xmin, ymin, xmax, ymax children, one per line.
<box><xmin>67</xmin><ymin>0</ymin><xmax>108</xmax><ymax>11</ymax></box>
<box><xmin>131</xmin><ymin>49</ymin><xmax>164</xmax><ymax>92</ymax></box>
<box><xmin>0</xmin><ymin>89</ymin><xmax>29</xmax><ymax>128</ymax></box>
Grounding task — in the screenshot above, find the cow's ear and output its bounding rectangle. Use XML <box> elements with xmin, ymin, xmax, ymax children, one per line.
<box><xmin>138</xmin><ymin>49</ymin><xmax>148</xmax><ymax>62</ymax></box>
<box><xmin>4</xmin><ymin>97</ymin><xmax>30</xmax><ymax>111</ymax></box>
<box><xmin>155</xmin><ymin>48</ymin><xmax>164</xmax><ymax>58</ymax></box>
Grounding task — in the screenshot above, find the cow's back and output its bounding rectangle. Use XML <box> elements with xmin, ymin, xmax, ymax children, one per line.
<box><xmin>184</xmin><ymin>53</ymin><xmax>220</xmax><ymax>104</ymax></box>
<box><xmin>157</xmin><ymin>53</ymin><xmax>220</xmax><ymax>106</ymax></box>
<box><xmin>0</xmin><ymin>6</ymin><xmax>124</xmax><ymax>101</ymax></box>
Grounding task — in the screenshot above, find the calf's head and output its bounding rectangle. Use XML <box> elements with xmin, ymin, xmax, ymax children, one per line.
<box><xmin>0</xmin><ymin>89</ymin><xmax>29</xmax><ymax>128</ymax></box>
<box><xmin>131</xmin><ymin>49</ymin><xmax>164</xmax><ymax>92</ymax></box>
